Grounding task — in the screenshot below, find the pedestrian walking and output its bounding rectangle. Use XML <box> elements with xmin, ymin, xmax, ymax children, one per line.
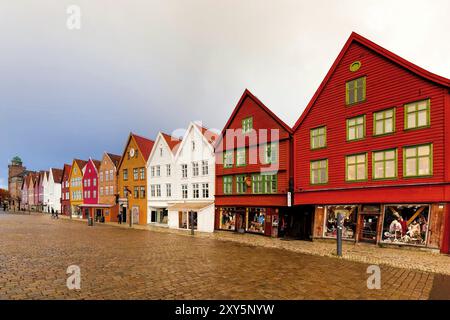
<box><xmin>55</xmin><ymin>210</ymin><xmax>59</xmax><ymax>219</ymax></box>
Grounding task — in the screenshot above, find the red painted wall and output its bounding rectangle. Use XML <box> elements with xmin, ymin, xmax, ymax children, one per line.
<box><xmin>82</xmin><ymin>160</ymin><xmax>99</xmax><ymax>205</ymax></box>
<box><xmin>215</xmin><ymin>93</ymin><xmax>292</xmax><ymax>207</ymax></box>
<box><xmin>61</xmin><ymin>164</ymin><xmax>71</xmax><ymax>215</ymax></box>
<box><xmin>294</xmin><ymin>42</ymin><xmax>449</xmax><ymax>204</ymax></box>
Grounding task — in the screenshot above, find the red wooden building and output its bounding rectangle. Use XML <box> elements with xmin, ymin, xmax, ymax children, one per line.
<box><xmin>61</xmin><ymin>164</ymin><xmax>72</xmax><ymax>216</ymax></box>
<box><xmin>293</xmin><ymin>32</ymin><xmax>450</xmax><ymax>253</ymax></box>
<box><xmin>79</xmin><ymin>158</ymin><xmax>101</xmax><ymax>220</ymax></box>
<box><xmin>214</xmin><ymin>89</ymin><xmax>294</xmax><ymax>237</ymax></box>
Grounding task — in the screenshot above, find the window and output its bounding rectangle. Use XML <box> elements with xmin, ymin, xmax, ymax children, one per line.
<box><xmin>346</xmin><ymin>76</ymin><xmax>366</xmax><ymax>105</ymax></box>
<box><xmin>93</xmin><ymin>178</ymin><xmax>96</xmax><ymax>187</ymax></box>
<box><xmin>373</xmin><ymin>149</ymin><xmax>397</xmax><ymax>179</ymax></box>
<box><xmin>404</xmin><ymin>144</ymin><xmax>432</xmax><ymax>177</ymax></box>
<box><xmin>405</xmin><ymin>99</ymin><xmax>430</xmax><ymax>130</ymax></box>
<box><xmin>202</xmin><ymin>183</ymin><xmax>209</xmax><ymax>198</ymax></box>
<box><xmin>236</xmin><ymin>175</ymin><xmax>247</xmax><ymax>194</ymax></box>
<box><xmin>223</xmin><ymin>176</ymin><xmax>233</xmax><ymax>194</ymax></box>
<box><xmin>156</xmin><ymin>185</ymin><xmax>161</xmax><ymax>197</ymax></box>
<box><xmin>263</xmin><ymin>174</ymin><xmax>277</xmax><ymax>194</ymax></box>
<box><xmin>264</xmin><ymin>142</ymin><xmax>279</xmax><ymax>164</ymax></box>
<box><xmin>192</xmin><ymin>141</ymin><xmax>196</xmax><ymax>151</ymax></box>
<box><xmin>105</xmin><ymin>185</ymin><xmax>109</xmax><ymax>195</ymax></box>
<box><xmin>109</xmin><ymin>186</ymin><xmax>113</xmax><ymax>195</ymax></box>
<box><xmin>310</xmin><ymin>127</ymin><xmax>326</xmax><ymax>149</ymax></box>
<box><xmin>140</xmin><ymin>168</ymin><xmax>145</xmax><ymax>180</ymax></box>
<box><xmin>160</xmin><ymin>147</ymin><xmax>163</xmax><ymax>156</ymax></box>
<box><xmin>346</xmin><ymin>153</ymin><xmax>367</xmax><ymax>181</ymax></box>
<box><xmin>156</xmin><ymin>166</ymin><xmax>160</xmax><ymax>177</ymax></box>
<box><xmin>347</xmin><ymin>115</ymin><xmax>365</xmax><ymax>141</ymax></box>
<box><xmin>374</xmin><ymin>108</ymin><xmax>395</xmax><ymax>135</ymax></box>
<box><xmin>192</xmin><ymin>162</ymin><xmax>199</xmax><ymax>176</ymax></box>
<box><xmin>223</xmin><ymin>151</ymin><xmax>233</xmax><ymax>168</ymax></box>
<box><xmin>252</xmin><ymin>175</ymin><xmax>263</xmax><ymax>194</ymax></box>
<box><xmin>242</xmin><ymin>117</ymin><xmax>253</xmax><ymax>133</ymax></box>
<box><xmin>201</xmin><ymin>160</ymin><xmax>208</xmax><ymax>175</ymax></box>
<box><xmin>182</xmin><ymin>184</ymin><xmax>188</xmax><ymax>199</ymax></box>
<box><xmin>150</xmin><ymin>185</ymin><xmax>155</xmax><ymax>197</ymax></box>
<box><xmin>133</xmin><ymin>168</ymin><xmax>139</xmax><ymax>180</ymax></box>
<box><xmin>105</xmin><ymin>171</ymin><xmax>109</xmax><ymax>182</ymax></box>
<box><xmin>166</xmin><ymin>164</ymin><xmax>171</xmax><ymax>176</ymax></box>
<box><xmin>180</xmin><ymin>164</ymin><xmax>187</xmax><ymax>178</ymax></box>
<box><xmin>236</xmin><ymin>148</ymin><xmax>246</xmax><ymax>166</ymax></box>
<box><xmin>109</xmin><ymin>170</ymin><xmax>113</xmax><ymax>181</ymax></box>
<box><xmin>193</xmin><ymin>183</ymin><xmax>199</xmax><ymax>198</ymax></box>
<box><xmin>99</xmin><ymin>172</ymin><xmax>103</xmax><ymax>182</ymax></box>
<box><xmin>151</xmin><ymin>166</ymin><xmax>155</xmax><ymax>177</ymax></box>
<box><xmin>93</xmin><ymin>190</ymin><xmax>96</xmax><ymax>198</ymax></box>
<box><xmin>123</xmin><ymin>187</ymin><xmax>128</xmax><ymax>197</ymax></box>
<box><xmin>100</xmin><ymin>187</ymin><xmax>104</xmax><ymax>196</ymax></box>
<box><xmin>134</xmin><ymin>186</ymin><xmax>139</xmax><ymax>199</ymax></box>
<box><xmin>166</xmin><ymin>184</ymin><xmax>171</xmax><ymax>197</ymax></box>
<box><xmin>123</xmin><ymin>169</ymin><xmax>128</xmax><ymax>181</ymax></box>
<box><xmin>310</xmin><ymin>159</ymin><xmax>328</xmax><ymax>185</ymax></box>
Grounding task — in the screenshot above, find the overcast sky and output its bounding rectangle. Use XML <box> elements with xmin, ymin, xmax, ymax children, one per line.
<box><xmin>1</xmin><ymin>0</ymin><xmax>449</xmax><ymax>188</ymax></box>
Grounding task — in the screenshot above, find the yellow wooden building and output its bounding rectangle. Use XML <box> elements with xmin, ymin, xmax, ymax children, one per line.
<box><xmin>117</xmin><ymin>133</ymin><xmax>154</xmax><ymax>225</ymax></box>
<box><xmin>69</xmin><ymin>159</ymin><xmax>87</xmax><ymax>217</ymax></box>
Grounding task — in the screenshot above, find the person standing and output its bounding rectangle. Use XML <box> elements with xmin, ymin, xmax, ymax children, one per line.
<box><xmin>118</xmin><ymin>212</ymin><xmax>122</xmax><ymax>224</ymax></box>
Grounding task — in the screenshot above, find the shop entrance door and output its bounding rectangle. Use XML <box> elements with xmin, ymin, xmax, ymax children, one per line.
<box><xmin>235</xmin><ymin>212</ymin><xmax>246</xmax><ymax>233</ymax></box>
<box><xmin>359</xmin><ymin>214</ymin><xmax>379</xmax><ymax>243</ymax></box>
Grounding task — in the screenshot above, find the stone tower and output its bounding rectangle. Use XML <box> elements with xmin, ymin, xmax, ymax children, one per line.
<box><xmin>8</xmin><ymin>156</ymin><xmax>26</xmax><ymax>210</ymax></box>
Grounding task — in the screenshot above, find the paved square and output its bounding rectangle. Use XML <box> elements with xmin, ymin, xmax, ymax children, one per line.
<box><xmin>0</xmin><ymin>212</ymin><xmax>447</xmax><ymax>299</ymax></box>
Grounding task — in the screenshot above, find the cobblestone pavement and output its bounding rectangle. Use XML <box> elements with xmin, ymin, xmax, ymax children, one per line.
<box><xmin>0</xmin><ymin>211</ymin><xmax>448</xmax><ymax>300</ymax></box>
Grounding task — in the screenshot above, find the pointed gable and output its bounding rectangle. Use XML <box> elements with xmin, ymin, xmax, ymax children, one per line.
<box><xmin>161</xmin><ymin>132</ymin><xmax>182</xmax><ymax>154</ymax></box>
<box><xmin>61</xmin><ymin>164</ymin><xmax>72</xmax><ymax>182</ymax></box>
<box><xmin>293</xmin><ymin>32</ymin><xmax>450</xmax><ymax>131</ymax></box>
<box><xmin>133</xmin><ymin>134</ymin><xmax>155</xmax><ymax>161</ymax></box>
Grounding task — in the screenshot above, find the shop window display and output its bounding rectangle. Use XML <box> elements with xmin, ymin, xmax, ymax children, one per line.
<box><xmin>219</xmin><ymin>207</ymin><xmax>236</xmax><ymax>230</ymax></box>
<box><xmin>246</xmin><ymin>208</ymin><xmax>266</xmax><ymax>234</ymax></box>
<box><xmin>324</xmin><ymin>205</ymin><xmax>358</xmax><ymax>239</ymax></box>
<box><xmin>382</xmin><ymin>205</ymin><xmax>429</xmax><ymax>246</ymax></box>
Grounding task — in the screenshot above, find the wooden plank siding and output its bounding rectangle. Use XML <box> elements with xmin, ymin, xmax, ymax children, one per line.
<box><xmin>215</xmin><ymin>90</ymin><xmax>293</xmax><ymax>207</ymax></box>
<box><xmin>293</xmin><ymin>40</ymin><xmax>449</xmax><ymax>204</ymax></box>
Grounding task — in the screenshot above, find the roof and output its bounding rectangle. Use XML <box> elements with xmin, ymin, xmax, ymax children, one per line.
<box><xmin>51</xmin><ymin>168</ymin><xmax>63</xmax><ymax>183</ymax></box>
<box><xmin>132</xmin><ymin>133</ymin><xmax>155</xmax><ymax>161</ymax></box>
<box><xmin>195</xmin><ymin>124</ymin><xmax>219</xmax><ymax>145</ymax></box>
<box><xmin>215</xmin><ymin>89</ymin><xmax>293</xmax><ymax>147</ymax></box>
<box><xmin>293</xmin><ymin>32</ymin><xmax>450</xmax><ymax>131</ymax></box>
<box><xmin>91</xmin><ymin>159</ymin><xmax>101</xmax><ymax>171</ymax></box>
<box><xmin>117</xmin><ymin>133</ymin><xmax>155</xmax><ymax>169</ymax></box>
<box><xmin>106</xmin><ymin>153</ymin><xmax>121</xmax><ymax>168</ymax></box>
<box><xmin>161</xmin><ymin>132</ymin><xmax>182</xmax><ymax>154</ymax></box>
<box><xmin>73</xmin><ymin>159</ymin><xmax>88</xmax><ymax>171</ymax></box>
<box><xmin>61</xmin><ymin>164</ymin><xmax>72</xmax><ymax>180</ymax></box>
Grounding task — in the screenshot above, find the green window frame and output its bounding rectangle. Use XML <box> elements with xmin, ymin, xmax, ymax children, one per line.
<box><xmin>223</xmin><ymin>151</ymin><xmax>234</xmax><ymax>168</ymax></box>
<box><xmin>236</xmin><ymin>148</ymin><xmax>246</xmax><ymax>167</ymax></box>
<box><xmin>310</xmin><ymin>126</ymin><xmax>326</xmax><ymax>149</ymax></box>
<box><xmin>346</xmin><ymin>153</ymin><xmax>367</xmax><ymax>182</ymax></box>
<box><xmin>346</xmin><ymin>115</ymin><xmax>365</xmax><ymax>141</ymax></box>
<box><xmin>346</xmin><ymin>76</ymin><xmax>366</xmax><ymax>105</ymax></box>
<box><xmin>236</xmin><ymin>175</ymin><xmax>247</xmax><ymax>194</ymax></box>
<box><xmin>372</xmin><ymin>149</ymin><xmax>397</xmax><ymax>180</ymax></box>
<box><xmin>404</xmin><ymin>99</ymin><xmax>430</xmax><ymax>130</ymax></box>
<box><xmin>242</xmin><ymin>117</ymin><xmax>253</xmax><ymax>134</ymax></box>
<box><xmin>263</xmin><ymin>174</ymin><xmax>277</xmax><ymax>194</ymax></box>
<box><xmin>403</xmin><ymin>144</ymin><xmax>433</xmax><ymax>177</ymax></box>
<box><xmin>264</xmin><ymin>142</ymin><xmax>279</xmax><ymax>164</ymax></box>
<box><xmin>251</xmin><ymin>174</ymin><xmax>263</xmax><ymax>194</ymax></box>
<box><xmin>373</xmin><ymin>108</ymin><xmax>395</xmax><ymax>136</ymax></box>
<box><xmin>310</xmin><ymin>159</ymin><xmax>328</xmax><ymax>185</ymax></box>
<box><xmin>223</xmin><ymin>176</ymin><xmax>233</xmax><ymax>194</ymax></box>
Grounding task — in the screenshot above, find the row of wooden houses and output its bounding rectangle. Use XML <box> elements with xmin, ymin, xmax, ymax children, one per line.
<box><xmin>17</xmin><ymin>33</ymin><xmax>450</xmax><ymax>254</ymax></box>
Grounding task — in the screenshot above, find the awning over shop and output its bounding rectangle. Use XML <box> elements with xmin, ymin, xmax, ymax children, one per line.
<box><xmin>78</xmin><ymin>203</ymin><xmax>115</xmax><ymax>208</ymax></box>
<box><xmin>167</xmin><ymin>202</ymin><xmax>214</xmax><ymax>211</ymax></box>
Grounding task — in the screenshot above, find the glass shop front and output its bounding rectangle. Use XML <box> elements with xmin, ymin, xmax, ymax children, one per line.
<box><xmin>320</xmin><ymin>203</ymin><xmax>432</xmax><ymax>247</ymax></box>
<box><xmin>218</xmin><ymin>207</ymin><xmax>270</xmax><ymax>235</ymax></box>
